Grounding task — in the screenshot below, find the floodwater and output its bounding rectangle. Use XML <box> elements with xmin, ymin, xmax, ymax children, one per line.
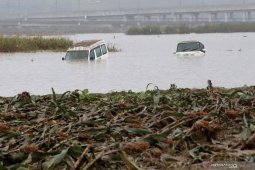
<box><xmin>1</xmin><ymin>32</ymin><xmax>255</xmax><ymax>97</ymax></box>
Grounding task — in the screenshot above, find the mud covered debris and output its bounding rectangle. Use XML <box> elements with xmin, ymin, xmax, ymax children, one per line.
<box><xmin>1</xmin><ymin>86</ymin><xmax>255</xmax><ymax>169</ymax></box>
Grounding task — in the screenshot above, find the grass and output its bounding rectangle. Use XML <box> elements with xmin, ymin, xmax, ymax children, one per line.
<box><xmin>0</xmin><ymin>36</ymin><xmax>73</xmax><ymax>52</ymax></box>
<box><xmin>126</xmin><ymin>23</ymin><xmax>255</xmax><ymax>35</ymax></box>
<box><xmin>164</xmin><ymin>23</ymin><xmax>255</xmax><ymax>34</ymax></box>
<box><xmin>126</xmin><ymin>25</ymin><xmax>161</xmax><ymax>35</ymax></box>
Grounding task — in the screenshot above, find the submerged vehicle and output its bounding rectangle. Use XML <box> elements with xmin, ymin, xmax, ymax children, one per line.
<box><xmin>174</xmin><ymin>41</ymin><xmax>206</xmax><ymax>57</ymax></box>
<box><xmin>64</xmin><ymin>40</ymin><xmax>109</xmax><ymax>61</ymax></box>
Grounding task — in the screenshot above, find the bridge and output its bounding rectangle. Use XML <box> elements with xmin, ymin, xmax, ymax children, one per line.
<box><xmin>1</xmin><ymin>3</ymin><xmax>255</xmax><ymax>28</ymax></box>
<box><xmin>22</xmin><ymin>3</ymin><xmax>255</xmax><ymax>23</ymax></box>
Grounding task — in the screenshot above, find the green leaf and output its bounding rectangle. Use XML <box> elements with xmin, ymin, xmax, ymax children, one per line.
<box><xmin>0</xmin><ymin>131</ymin><xmax>19</xmax><ymax>142</ymax></box>
<box><xmin>8</xmin><ymin>164</ymin><xmax>29</xmax><ymax>170</ymax></box>
<box><xmin>125</xmin><ymin>128</ymin><xmax>152</xmax><ymax>136</ymax></box>
<box><xmin>241</xmin><ymin>114</ymin><xmax>251</xmax><ymax>141</ymax></box>
<box><xmin>188</xmin><ymin>145</ymin><xmax>210</xmax><ymax>160</ymax></box>
<box><xmin>10</xmin><ymin>152</ymin><xmax>27</xmax><ymax>163</ymax></box>
<box><xmin>49</xmin><ymin>124</ymin><xmax>58</xmax><ymax>134</ymax></box>
<box><xmin>79</xmin><ymin>89</ymin><xmax>89</xmax><ymax>101</ymax></box>
<box><xmin>247</xmin><ymin>156</ymin><xmax>255</xmax><ymax>162</ymax></box>
<box><xmin>67</xmin><ymin>146</ymin><xmax>83</xmax><ymax>158</ymax></box>
<box><xmin>250</xmin><ymin>123</ymin><xmax>255</xmax><ymax>132</ymax></box>
<box><xmin>243</xmin><ymin>114</ymin><xmax>249</xmax><ymax>127</ymax></box>
<box><xmin>43</xmin><ymin>149</ymin><xmax>68</xmax><ymax>169</ymax></box>
<box><xmin>51</xmin><ymin>88</ymin><xmax>57</xmax><ymax>104</ymax></box>
<box><xmin>146</xmin><ymin>83</ymin><xmax>159</xmax><ymax>92</ymax></box>
<box><xmin>189</xmin><ymin>147</ymin><xmax>199</xmax><ymax>160</ymax></box>
<box><xmin>241</xmin><ymin>126</ymin><xmax>251</xmax><ymax>141</ymax></box>
<box><xmin>142</xmin><ymin>130</ymin><xmax>170</xmax><ymax>146</ymax></box>
<box><xmin>119</xmin><ymin>151</ymin><xmax>143</xmax><ymax>170</ymax></box>
<box><xmin>30</xmin><ymin>152</ymin><xmax>47</xmax><ymax>163</ymax></box>
<box><xmin>137</xmin><ymin>92</ymin><xmax>147</xmax><ymax>100</ymax></box>
<box><xmin>153</xmin><ymin>91</ymin><xmax>161</xmax><ymax>106</ymax></box>
<box><xmin>60</xmin><ymin>91</ymin><xmax>71</xmax><ymax>100</ymax></box>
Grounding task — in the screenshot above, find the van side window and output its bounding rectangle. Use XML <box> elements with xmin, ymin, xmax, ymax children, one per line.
<box><xmin>199</xmin><ymin>43</ymin><xmax>204</xmax><ymax>51</ymax></box>
<box><xmin>95</xmin><ymin>46</ymin><xmax>102</xmax><ymax>58</ymax></box>
<box><xmin>201</xmin><ymin>44</ymin><xmax>204</xmax><ymax>49</ymax></box>
<box><xmin>101</xmin><ymin>44</ymin><xmax>107</xmax><ymax>55</ymax></box>
<box><xmin>90</xmin><ymin>49</ymin><xmax>95</xmax><ymax>60</ymax></box>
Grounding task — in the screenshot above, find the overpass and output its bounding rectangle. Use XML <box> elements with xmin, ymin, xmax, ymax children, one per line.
<box><xmin>22</xmin><ymin>3</ymin><xmax>255</xmax><ymax>23</ymax></box>
<box><xmin>1</xmin><ymin>3</ymin><xmax>255</xmax><ymax>27</ymax></box>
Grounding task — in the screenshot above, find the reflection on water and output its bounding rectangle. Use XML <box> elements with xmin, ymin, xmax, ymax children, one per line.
<box><xmin>1</xmin><ymin>33</ymin><xmax>255</xmax><ymax>96</ymax></box>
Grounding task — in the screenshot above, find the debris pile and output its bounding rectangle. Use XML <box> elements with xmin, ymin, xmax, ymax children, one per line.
<box><xmin>1</xmin><ymin>85</ymin><xmax>255</xmax><ymax>169</ymax></box>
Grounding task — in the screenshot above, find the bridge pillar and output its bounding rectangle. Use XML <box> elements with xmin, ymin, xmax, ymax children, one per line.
<box><xmin>84</xmin><ymin>15</ymin><xmax>87</xmax><ymax>22</ymax></box>
<box><xmin>188</xmin><ymin>14</ymin><xmax>194</xmax><ymax>22</ymax></box>
<box><xmin>208</xmin><ymin>13</ymin><xmax>217</xmax><ymax>22</ymax></box>
<box><xmin>126</xmin><ymin>15</ymin><xmax>135</xmax><ymax>21</ymax></box>
<box><xmin>145</xmin><ymin>15</ymin><xmax>151</xmax><ymax>21</ymax></box>
<box><xmin>170</xmin><ymin>13</ymin><xmax>175</xmax><ymax>21</ymax></box>
<box><xmin>172</xmin><ymin>14</ymin><xmax>176</xmax><ymax>22</ymax></box>
<box><xmin>241</xmin><ymin>11</ymin><xmax>252</xmax><ymax>22</ymax></box>
<box><xmin>189</xmin><ymin>13</ymin><xmax>199</xmax><ymax>22</ymax></box>
<box><xmin>229</xmin><ymin>12</ymin><xmax>234</xmax><ymax>21</ymax></box>
<box><xmin>189</xmin><ymin>15</ymin><xmax>193</xmax><ymax>22</ymax></box>
<box><xmin>248</xmin><ymin>11</ymin><xmax>252</xmax><ymax>21</ymax></box>
<box><xmin>163</xmin><ymin>15</ymin><xmax>167</xmax><ymax>21</ymax></box>
<box><xmin>122</xmin><ymin>16</ymin><xmax>127</xmax><ymax>22</ymax></box>
<box><xmin>175</xmin><ymin>13</ymin><xmax>182</xmax><ymax>22</ymax></box>
<box><xmin>193</xmin><ymin>13</ymin><xmax>199</xmax><ymax>22</ymax></box>
<box><xmin>224</xmin><ymin>13</ymin><xmax>228</xmax><ymax>22</ymax></box>
<box><xmin>242</xmin><ymin>12</ymin><xmax>246</xmax><ymax>22</ymax></box>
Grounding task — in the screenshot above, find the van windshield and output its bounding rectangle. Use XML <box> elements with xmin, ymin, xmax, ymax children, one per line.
<box><xmin>177</xmin><ymin>42</ymin><xmax>202</xmax><ymax>52</ymax></box>
<box><xmin>65</xmin><ymin>50</ymin><xmax>89</xmax><ymax>60</ymax></box>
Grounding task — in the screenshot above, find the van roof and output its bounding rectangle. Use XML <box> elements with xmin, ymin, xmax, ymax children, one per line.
<box><xmin>179</xmin><ymin>41</ymin><xmax>201</xmax><ymax>43</ymax></box>
<box><xmin>73</xmin><ymin>40</ymin><xmax>102</xmax><ymax>47</ymax></box>
<box><xmin>67</xmin><ymin>39</ymin><xmax>106</xmax><ymax>51</ymax></box>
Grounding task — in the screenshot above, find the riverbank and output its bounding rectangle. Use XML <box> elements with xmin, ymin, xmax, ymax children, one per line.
<box><xmin>2</xmin><ymin>22</ymin><xmax>255</xmax><ymax>36</ymax></box>
<box><xmin>126</xmin><ymin>23</ymin><xmax>255</xmax><ymax>35</ymax></box>
<box><xmin>1</xmin><ymin>85</ymin><xmax>255</xmax><ymax>169</ymax></box>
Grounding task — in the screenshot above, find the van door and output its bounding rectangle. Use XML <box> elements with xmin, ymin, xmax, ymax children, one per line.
<box><xmin>95</xmin><ymin>46</ymin><xmax>103</xmax><ymax>58</ymax></box>
<box><xmin>89</xmin><ymin>49</ymin><xmax>95</xmax><ymax>60</ymax></box>
<box><xmin>101</xmin><ymin>44</ymin><xmax>108</xmax><ymax>55</ymax></box>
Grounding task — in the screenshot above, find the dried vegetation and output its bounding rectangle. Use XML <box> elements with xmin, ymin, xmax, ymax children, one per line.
<box><xmin>0</xmin><ymin>36</ymin><xmax>73</xmax><ymax>52</ymax></box>
<box><xmin>1</xmin><ymin>84</ymin><xmax>255</xmax><ymax>169</ymax></box>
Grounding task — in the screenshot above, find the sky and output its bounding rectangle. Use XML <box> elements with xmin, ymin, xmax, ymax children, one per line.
<box><xmin>0</xmin><ymin>0</ymin><xmax>254</xmax><ymax>15</ymax></box>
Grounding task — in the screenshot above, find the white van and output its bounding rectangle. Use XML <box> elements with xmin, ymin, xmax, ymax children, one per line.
<box><xmin>64</xmin><ymin>40</ymin><xmax>109</xmax><ymax>61</ymax></box>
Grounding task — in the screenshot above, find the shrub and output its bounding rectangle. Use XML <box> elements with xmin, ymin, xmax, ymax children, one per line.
<box><xmin>0</xmin><ymin>36</ymin><xmax>73</xmax><ymax>52</ymax></box>
<box><xmin>126</xmin><ymin>26</ymin><xmax>162</xmax><ymax>35</ymax></box>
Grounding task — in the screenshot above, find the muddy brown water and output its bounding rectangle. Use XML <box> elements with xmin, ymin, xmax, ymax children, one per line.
<box><xmin>1</xmin><ymin>33</ymin><xmax>255</xmax><ymax>97</ymax></box>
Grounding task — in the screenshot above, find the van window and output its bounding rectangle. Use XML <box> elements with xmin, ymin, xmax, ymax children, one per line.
<box><xmin>101</xmin><ymin>44</ymin><xmax>107</xmax><ymax>55</ymax></box>
<box><xmin>65</xmin><ymin>50</ymin><xmax>89</xmax><ymax>60</ymax></box>
<box><xmin>90</xmin><ymin>50</ymin><xmax>95</xmax><ymax>60</ymax></box>
<box><xmin>200</xmin><ymin>43</ymin><xmax>204</xmax><ymax>50</ymax></box>
<box><xmin>177</xmin><ymin>42</ymin><xmax>200</xmax><ymax>52</ymax></box>
<box><xmin>95</xmin><ymin>46</ymin><xmax>102</xmax><ymax>58</ymax></box>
